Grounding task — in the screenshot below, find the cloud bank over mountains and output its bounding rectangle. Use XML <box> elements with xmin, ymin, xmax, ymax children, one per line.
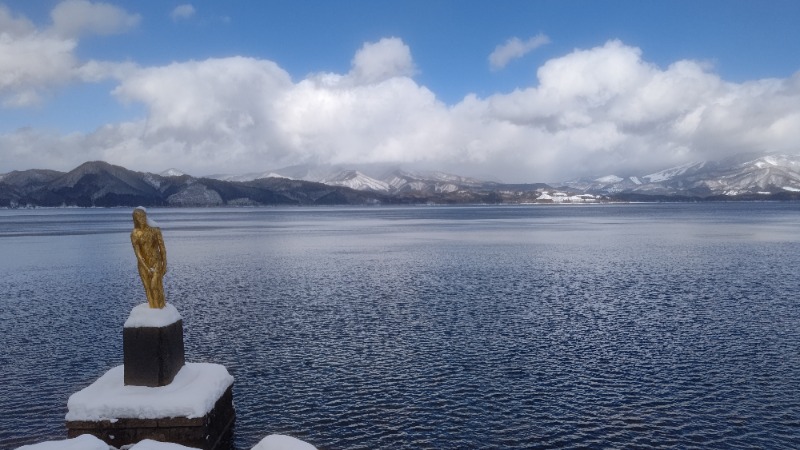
<box><xmin>1</xmin><ymin>2</ymin><xmax>799</xmax><ymax>183</ymax></box>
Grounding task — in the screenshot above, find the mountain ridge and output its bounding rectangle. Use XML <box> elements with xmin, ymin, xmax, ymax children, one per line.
<box><xmin>565</xmin><ymin>154</ymin><xmax>800</xmax><ymax>197</ymax></box>
<box><xmin>2</xmin><ymin>153</ymin><xmax>800</xmax><ymax>208</ymax></box>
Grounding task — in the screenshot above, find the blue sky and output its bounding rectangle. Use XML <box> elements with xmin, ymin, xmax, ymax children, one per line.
<box><xmin>1</xmin><ymin>0</ymin><xmax>799</xmax><ymax>182</ymax></box>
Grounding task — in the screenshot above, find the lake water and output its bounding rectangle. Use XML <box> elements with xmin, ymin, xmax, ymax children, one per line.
<box><xmin>1</xmin><ymin>204</ymin><xmax>800</xmax><ymax>449</ymax></box>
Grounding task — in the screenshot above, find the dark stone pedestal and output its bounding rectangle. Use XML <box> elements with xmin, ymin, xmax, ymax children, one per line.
<box><xmin>67</xmin><ymin>385</ymin><xmax>235</xmax><ymax>450</ymax></box>
<box><xmin>124</xmin><ymin>319</ymin><xmax>185</xmax><ymax>387</ymax></box>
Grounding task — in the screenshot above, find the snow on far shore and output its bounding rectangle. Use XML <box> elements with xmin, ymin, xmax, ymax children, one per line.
<box><xmin>124</xmin><ymin>303</ymin><xmax>182</xmax><ymax>328</ymax></box>
<box><xmin>66</xmin><ymin>363</ymin><xmax>233</xmax><ymax>421</ymax></box>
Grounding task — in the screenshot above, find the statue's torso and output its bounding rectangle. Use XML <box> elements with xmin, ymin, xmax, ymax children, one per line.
<box><xmin>131</xmin><ymin>227</ymin><xmax>164</xmax><ymax>267</ymax></box>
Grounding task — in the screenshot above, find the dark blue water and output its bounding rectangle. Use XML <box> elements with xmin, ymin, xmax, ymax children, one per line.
<box><xmin>1</xmin><ymin>204</ymin><xmax>800</xmax><ymax>449</ymax></box>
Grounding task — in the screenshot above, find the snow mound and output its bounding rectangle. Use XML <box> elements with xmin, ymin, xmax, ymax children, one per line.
<box><xmin>66</xmin><ymin>363</ymin><xmax>233</xmax><ymax>421</ymax></box>
<box><xmin>252</xmin><ymin>435</ymin><xmax>318</xmax><ymax>450</ymax></box>
<box><xmin>15</xmin><ymin>434</ymin><xmax>110</xmax><ymax>450</ymax></box>
<box><xmin>124</xmin><ymin>303</ymin><xmax>182</xmax><ymax>328</ymax></box>
<box><xmin>128</xmin><ymin>439</ymin><xmax>199</xmax><ymax>450</ymax></box>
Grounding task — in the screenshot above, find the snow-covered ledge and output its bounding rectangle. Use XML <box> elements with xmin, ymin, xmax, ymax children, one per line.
<box><xmin>66</xmin><ymin>363</ymin><xmax>233</xmax><ymax>421</ymax></box>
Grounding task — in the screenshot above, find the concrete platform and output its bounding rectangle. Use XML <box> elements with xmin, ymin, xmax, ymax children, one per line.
<box><xmin>66</xmin><ymin>363</ymin><xmax>234</xmax><ymax>450</ymax></box>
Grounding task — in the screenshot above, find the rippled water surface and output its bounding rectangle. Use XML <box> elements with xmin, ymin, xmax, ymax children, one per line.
<box><xmin>2</xmin><ymin>204</ymin><xmax>800</xmax><ymax>449</ymax></box>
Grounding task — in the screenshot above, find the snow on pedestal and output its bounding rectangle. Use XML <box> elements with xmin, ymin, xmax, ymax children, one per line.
<box><xmin>124</xmin><ymin>303</ymin><xmax>182</xmax><ymax>328</ymax></box>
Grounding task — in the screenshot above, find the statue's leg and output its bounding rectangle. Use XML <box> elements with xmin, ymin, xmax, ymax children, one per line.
<box><xmin>151</xmin><ymin>272</ymin><xmax>165</xmax><ymax>308</ymax></box>
<box><xmin>138</xmin><ymin>265</ymin><xmax>155</xmax><ymax>307</ymax></box>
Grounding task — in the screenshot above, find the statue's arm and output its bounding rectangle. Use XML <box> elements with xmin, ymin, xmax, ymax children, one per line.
<box><xmin>157</xmin><ymin>229</ymin><xmax>167</xmax><ymax>274</ymax></box>
<box><xmin>131</xmin><ymin>233</ymin><xmax>146</xmax><ymax>268</ymax></box>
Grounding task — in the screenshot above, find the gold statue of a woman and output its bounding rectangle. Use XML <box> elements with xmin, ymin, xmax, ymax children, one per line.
<box><xmin>131</xmin><ymin>207</ymin><xmax>167</xmax><ymax>308</ymax></box>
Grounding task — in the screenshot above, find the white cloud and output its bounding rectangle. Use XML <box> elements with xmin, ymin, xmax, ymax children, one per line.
<box><xmin>0</xmin><ymin>32</ymin><xmax>77</xmax><ymax>106</ymax></box>
<box><xmin>101</xmin><ymin>47</ymin><xmax>448</xmax><ymax>173</ymax></box>
<box><xmin>170</xmin><ymin>4</ymin><xmax>196</xmax><ymax>21</ymax></box>
<box><xmin>50</xmin><ymin>0</ymin><xmax>140</xmax><ymax>38</ymax></box>
<box><xmin>1</xmin><ymin>32</ymin><xmax>800</xmax><ymax>183</ymax></box>
<box><xmin>107</xmin><ymin>57</ymin><xmax>295</xmax><ymax>169</ymax></box>
<box><xmin>0</xmin><ymin>2</ymin><xmax>138</xmax><ymax>107</ymax></box>
<box><xmin>0</xmin><ymin>5</ymin><xmax>35</xmax><ymax>36</ymax></box>
<box><xmin>114</xmin><ymin>57</ymin><xmax>291</xmax><ymax>135</ymax></box>
<box><xmin>274</xmin><ymin>76</ymin><xmax>452</xmax><ymax>165</ymax></box>
<box><xmin>349</xmin><ymin>37</ymin><xmax>416</xmax><ymax>84</ymax></box>
<box><xmin>0</xmin><ymin>5</ymin><xmax>73</xmax><ymax>106</ymax></box>
<box><xmin>489</xmin><ymin>33</ymin><xmax>550</xmax><ymax>71</ymax></box>
<box><xmin>470</xmin><ymin>40</ymin><xmax>800</xmax><ymax>179</ymax></box>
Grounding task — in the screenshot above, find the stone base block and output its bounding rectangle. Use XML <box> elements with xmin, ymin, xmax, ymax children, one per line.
<box><xmin>67</xmin><ymin>385</ymin><xmax>234</xmax><ymax>450</ymax></box>
<box><xmin>124</xmin><ymin>319</ymin><xmax>185</xmax><ymax>387</ymax></box>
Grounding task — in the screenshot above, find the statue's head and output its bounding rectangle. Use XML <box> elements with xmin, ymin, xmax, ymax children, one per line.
<box><xmin>132</xmin><ymin>207</ymin><xmax>147</xmax><ymax>229</ymax></box>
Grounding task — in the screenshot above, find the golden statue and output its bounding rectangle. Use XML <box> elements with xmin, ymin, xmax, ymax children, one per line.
<box><xmin>131</xmin><ymin>207</ymin><xmax>167</xmax><ymax>308</ymax></box>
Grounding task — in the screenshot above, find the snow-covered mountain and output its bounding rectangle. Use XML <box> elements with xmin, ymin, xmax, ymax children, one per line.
<box><xmin>0</xmin><ymin>161</ymin><xmax>390</xmax><ymax>208</ymax></box>
<box><xmin>160</xmin><ymin>168</ymin><xmax>186</xmax><ymax>177</ymax></box>
<box><xmin>380</xmin><ymin>169</ymin><xmax>486</xmax><ymax>194</ymax></box>
<box><xmin>384</xmin><ymin>170</ymin><xmax>455</xmax><ymax>193</ymax></box>
<box><xmin>207</xmin><ymin>172</ymin><xmax>289</xmax><ymax>182</ymax></box>
<box><xmin>268</xmin><ymin>164</ymin><xmax>343</xmax><ymax>183</ymax></box>
<box><xmin>642</xmin><ymin>161</ymin><xmax>707</xmax><ymax>183</ymax></box>
<box><xmin>566</xmin><ymin>154</ymin><xmax>800</xmax><ymax>197</ymax></box>
<box><xmin>695</xmin><ymin>155</ymin><xmax>800</xmax><ymax>196</ymax></box>
<box><xmin>5</xmin><ymin>153</ymin><xmax>799</xmax><ymax>208</ymax></box>
<box><xmin>245</xmin><ymin>164</ymin><xmax>490</xmax><ymax>194</ymax></box>
<box><xmin>320</xmin><ymin>170</ymin><xmax>390</xmax><ymax>192</ymax></box>
<box><xmin>181</xmin><ymin>153</ymin><xmax>800</xmax><ymax>198</ymax></box>
<box><xmin>563</xmin><ymin>175</ymin><xmax>643</xmax><ymax>193</ymax></box>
